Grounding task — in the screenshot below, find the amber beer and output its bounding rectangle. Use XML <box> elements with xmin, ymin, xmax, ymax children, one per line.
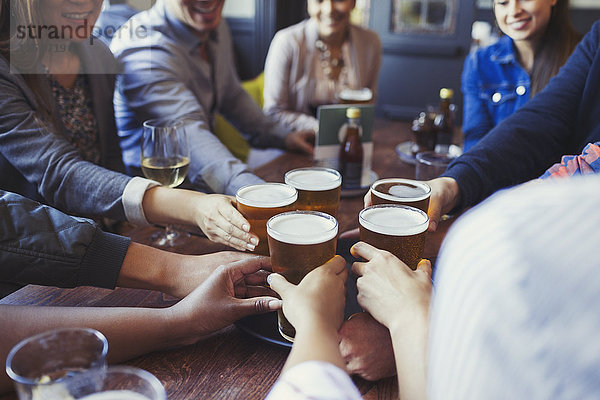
<box><xmin>236</xmin><ymin>183</ymin><xmax>298</xmax><ymax>256</ymax></box>
<box><xmin>359</xmin><ymin>205</ymin><xmax>428</xmax><ymax>270</ymax></box>
<box><xmin>370</xmin><ymin>178</ymin><xmax>431</xmax><ymax>212</ymax></box>
<box><xmin>284</xmin><ymin>167</ymin><xmax>342</xmax><ymax>218</ymax></box>
<box><xmin>267</xmin><ymin>211</ymin><xmax>338</xmax><ymax>341</ymax></box>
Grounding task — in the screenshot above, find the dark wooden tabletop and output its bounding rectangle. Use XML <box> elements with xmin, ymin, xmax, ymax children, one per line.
<box><xmin>0</xmin><ymin>119</ymin><xmax>455</xmax><ymax>400</ymax></box>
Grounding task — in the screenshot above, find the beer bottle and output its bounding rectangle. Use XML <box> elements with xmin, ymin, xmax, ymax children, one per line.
<box><xmin>411</xmin><ymin>111</ymin><xmax>436</xmax><ymax>155</ymax></box>
<box><xmin>434</xmin><ymin>88</ymin><xmax>454</xmax><ymax>154</ymax></box>
<box><xmin>339</xmin><ymin>107</ymin><xmax>363</xmax><ymax>189</ymax></box>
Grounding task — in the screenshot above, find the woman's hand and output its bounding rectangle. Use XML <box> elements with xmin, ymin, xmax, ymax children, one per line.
<box><xmin>168</xmin><ymin>256</ymin><xmax>281</xmax><ymax>347</ymax></box>
<box><xmin>350</xmin><ymin>242</ymin><xmax>431</xmax><ymax>331</ymax></box>
<box><xmin>425</xmin><ymin>177</ymin><xmax>460</xmax><ymax>231</ymax></box>
<box><xmin>192</xmin><ymin>194</ymin><xmax>259</xmax><ymax>251</ymax></box>
<box><xmin>268</xmin><ymin>256</ymin><xmax>347</xmax><ymax>335</ymax></box>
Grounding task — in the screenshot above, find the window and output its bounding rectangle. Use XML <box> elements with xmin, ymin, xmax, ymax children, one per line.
<box><xmin>392</xmin><ymin>0</ymin><xmax>457</xmax><ymax>35</ymax></box>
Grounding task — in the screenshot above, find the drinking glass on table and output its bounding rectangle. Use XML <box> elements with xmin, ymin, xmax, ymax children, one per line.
<box><xmin>65</xmin><ymin>366</ymin><xmax>166</xmax><ymax>400</ymax></box>
<box><xmin>141</xmin><ymin>119</ymin><xmax>190</xmax><ymax>247</ymax></box>
<box><xmin>6</xmin><ymin>328</ymin><xmax>108</xmax><ymax>400</ymax></box>
<box><xmin>284</xmin><ymin>167</ymin><xmax>342</xmax><ymax>218</ymax></box>
<box><xmin>267</xmin><ymin>211</ymin><xmax>338</xmax><ymax>341</ymax></box>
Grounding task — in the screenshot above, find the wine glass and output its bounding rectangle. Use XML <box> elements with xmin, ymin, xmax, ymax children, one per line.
<box><xmin>141</xmin><ymin>119</ymin><xmax>190</xmax><ymax>247</ymax></box>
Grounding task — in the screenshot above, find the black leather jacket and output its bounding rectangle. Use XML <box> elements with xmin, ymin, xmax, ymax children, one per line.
<box><xmin>0</xmin><ymin>190</ymin><xmax>130</xmax><ymax>298</ymax></box>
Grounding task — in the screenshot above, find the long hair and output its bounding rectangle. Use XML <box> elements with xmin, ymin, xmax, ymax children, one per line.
<box><xmin>530</xmin><ymin>0</ymin><xmax>582</xmax><ymax>96</ymax></box>
<box><xmin>0</xmin><ymin>0</ymin><xmax>56</xmax><ymax>125</ymax></box>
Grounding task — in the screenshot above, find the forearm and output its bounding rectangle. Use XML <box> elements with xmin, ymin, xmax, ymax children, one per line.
<box><xmin>389</xmin><ymin>312</ymin><xmax>429</xmax><ymax>400</ymax></box>
<box><xmin>0</xmin><ymin>305</ymin><xmax>173</xmax><ymax>394</ymax></box>
<box><xmin>117</xmin><ymin>242</ymin><xmax>215</xmax><ymax>298</ymax></box>
<box><xmin>283</xmin><ymin>320</ymin><xmax>345</xmax><ymax>373</ymax></box>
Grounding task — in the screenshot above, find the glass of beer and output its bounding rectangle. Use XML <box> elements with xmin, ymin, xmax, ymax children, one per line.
<box><xmin>267</xmin><ymin>211</ymin><xmax>339</xmax><ymax>341</ymax></box>
<box><xmin>236</xmin><ymin>183</ymin><xmax>298</xmax><ymax>256</ymax></box>
<box><xmin>359</xmin><ymin>204</ymin><xmax>428</xmax><ymax>270</ymax></box>
<box><xmin>284</xmin><ymin>167</ymin><xmax>342</xmax><ymax>218</ymax></box>
<box><xmin>337</xmin><ymin>87</ymin><xmax>373</xmax><ymax>104</ymax></box>
<box><xmin>370</xmin><ymin>178</ymin><xmax>431</xmax><ymax>212</ymax></box>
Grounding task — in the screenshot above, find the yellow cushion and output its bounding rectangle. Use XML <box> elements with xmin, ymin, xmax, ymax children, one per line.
<box><xmin>213</xmin><ymin>72</ymin><xmax>265</xmax><ymax>162</ymax></box>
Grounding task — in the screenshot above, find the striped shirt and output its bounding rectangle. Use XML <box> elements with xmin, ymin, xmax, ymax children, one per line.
<box><xmin>428</xmin><ymin>175</ymin><xmax>600</xmax><ymax>399</ymax></box>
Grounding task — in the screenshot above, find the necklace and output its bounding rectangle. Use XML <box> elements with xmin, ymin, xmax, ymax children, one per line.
<box><xmin>315</xmin><ymin>39</ymin><xmax>344</xmax><ymax>80</ymax></box>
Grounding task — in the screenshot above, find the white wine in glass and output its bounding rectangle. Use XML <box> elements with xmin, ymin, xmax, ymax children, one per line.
<box><xmin>141</xmin><ymin>119</ymin><xmax>190</xmax><ymax>247</ymax></box>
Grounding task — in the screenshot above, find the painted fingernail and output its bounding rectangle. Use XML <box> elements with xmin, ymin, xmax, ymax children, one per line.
<box><xmin>247</xmin><ymin>243</ymin><xmax>256</xmax><ymax>251</ymax></box>
<box><xmin>242</xmin><ymin>224</ymin><xmax>250</xmax><ymax>232</ymax></box>
<box><xmin>266</xmin><ymin>274</ymin><xmax>273</xmax><ymax>285</ymax></box>
<box><xmin>250</xmin><ymin>237</ymin><xmax>259</xmax><ymax>245</ymax></box>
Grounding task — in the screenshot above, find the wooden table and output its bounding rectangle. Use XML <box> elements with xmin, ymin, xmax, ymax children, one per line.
<box><xmin>0</xmin><ymin>119</ymin><xmax>454</xmax><ymax>400</ymax></box>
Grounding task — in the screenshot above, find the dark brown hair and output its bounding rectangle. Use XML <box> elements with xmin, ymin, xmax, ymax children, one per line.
<box><xmin>530</xmin><ymin>0</ymin><xmax>582</xmax><ymax>96</ymax></box>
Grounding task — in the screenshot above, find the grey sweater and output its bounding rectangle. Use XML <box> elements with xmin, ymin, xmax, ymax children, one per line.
<box><xmin>0</xmin><ymin>39</ymin><xmax>132</xmax><ymax>221</ymax></box>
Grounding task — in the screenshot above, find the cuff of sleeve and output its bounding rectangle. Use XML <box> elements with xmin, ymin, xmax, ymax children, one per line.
<box><xmin>267</xmin><ymin>361</ymin><xmax>362</xmax><ymax>400</ymax></box>
<box><xmin>78</xmin><ymin>228</ymin><xmax>131</xmax><ymax>289</ymax></box>
<box><xmin>442</xmin><ymin>162</ymin><xmax>481</xmax><ymax>210</ymax></box>
<box><xmin>122</xmin><ymin>176</ymin><xmax>160</xmax><ymax>226</ymax></box>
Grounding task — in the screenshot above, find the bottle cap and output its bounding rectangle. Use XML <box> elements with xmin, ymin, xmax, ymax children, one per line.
<box><xmin>439</xmin><ymin>88</ymin><xmax>454</xmax><ymax>99</ymax></box>
<box><xmin>346</xmin><ymin>107</ymin><xmax>361</xmax><ymax>119</ymax></box>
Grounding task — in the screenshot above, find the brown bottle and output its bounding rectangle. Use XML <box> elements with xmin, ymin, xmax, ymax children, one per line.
<box><xmin>411</xmin><ymin>111</ymin><xmax>436</xmax><ymax>155</ymax></box>
<box><xmin>339</xmin><ymin>107</ymin><xmax>363</xmax><ymax>189</ymax></box>
<box><xmin>434</xmin><ymin>88</ymin><xmax>454</xmax><ymax>154</ymax></box>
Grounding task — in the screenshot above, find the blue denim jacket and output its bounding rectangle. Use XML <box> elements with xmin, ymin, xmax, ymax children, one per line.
<box><xmin>461</xmin><ymin>35</ymin><xmax>530</xmax><ymax>151</ymax></box>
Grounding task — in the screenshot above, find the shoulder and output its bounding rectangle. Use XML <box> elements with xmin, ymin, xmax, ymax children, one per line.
<box><xmin>349</xmin><ymin>24</ymin><xmax>381</xmax><ymax>47</ymax></box>
<box><xmin>274</xmin><ymin>19</ymin><xmax>311</xmax><ymax>41</ymax></box>
<box><xmin>110</xmin><ymin>7</ymin><xmax>173</xmax><ymax>58</ymax></box>
<box><xmin>0</xmin><ymin>56</ymin><xmax>38</xmax><ymax>107</ymax></box>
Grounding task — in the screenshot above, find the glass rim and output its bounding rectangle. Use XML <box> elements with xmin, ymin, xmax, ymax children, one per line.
<box><xmin>267</xmin><ymin>210</ymin><xmax>338</xmax><ymax>245</ymax></box>
<box><xmin>284</xmin><ymin>167</ymin><xmax>342</xmax><ymax>191</ymax></box>
<box><xmin>5</xmin><ymin>328</ymin><xmax>109</xmax><ymax>385</ymax></box>
<box><xmin>235</xmin><ymin>183</ymin><xmax>298</xmax><ymax>208</ymax></box>
<box><xmin>92</xmin><ymin>365</ymin><xmax>167</xmax><ymax>399</ymax></box>
<box><xmin>415</xmin><ymin>151</ymin><xmax>456</xmax><ymax>167</ymax></box>
<box><xmin>359</xmin><ymin>204</ymin><xmax>429</xmax><ymax>236</ymax></box>
<box><xmin>370</xmin><ymin>178</ymin><xmax>431</xmax><ymax>202</ymax></box>
<box><xmin>142</xmin><ymin>118</ymin><xmax>184</xmax><ymax>130</ymax></box>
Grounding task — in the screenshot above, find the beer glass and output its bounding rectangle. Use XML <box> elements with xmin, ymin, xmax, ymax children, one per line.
<box><xmin>284</xmin><ymin>167</ymin><xmax>342</xmax><ymax>218</ymax></box>
<box><xmin>236</xmin><ymin>183</ymin><xmax>298</xmax><ymax>256</ymax></box>
<box><xmin>359</xmin><ymin>205</ymin><xmax>428</xmax><ymax>270</ymax></box>
<box><xmin>267</xmin><ymin>211</ymin><xmax>338</xmax><ymax>341</ymax></box>
<box><xmin>337</xmin><ymin>87</ymin><xmax>373</xmax><ymax>104</ymax></box>
<box><xmin>415</xmin><ymin>151</ymin><xmax>455</xmax><ymax>181</ymax></box>
<box><xmin>370</xmin><ymin>178</ymin><xmax>431</xmax><ymax>213</ymax></box>
<box><xmin>6</xmin><ymin>328</ymin><xmax>108</xmax><ymax>400</ymax></box>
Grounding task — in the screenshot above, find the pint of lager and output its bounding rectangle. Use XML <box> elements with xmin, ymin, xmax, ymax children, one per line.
<box><xmin>284</xmin><ymin>167</ymin><xmax>342</xmax><ymax>218</ymax></box>
<box><xmin>370</xmin><ymin>178</ymin><xmax>431</xmax><ymax>212</ymax></box>
<box><xmin>236</xmin><ymin>183</ymin><xmax>298</xmax><ymax>256</ymax></box>
<box><xmin>359</xmin><ymin>204</ymin><xmax>428</xmax><ymax>270</ymax></box>
<box><xmin>267</xmin><ymin>211</ymin><xmax>338</xmax><ymax>341</ymax></box>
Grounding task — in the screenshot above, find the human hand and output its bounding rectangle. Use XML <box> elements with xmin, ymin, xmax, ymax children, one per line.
<box><xmin>169</xmin><ymin>256</ymin><xmax>281</xmax><ymax>346</ymax></box>
<box><xmin>426</xmin><ymin>177</ymin><xmax>460</xmax><ymax>231</ymax></box>
<box><xmin>268</xmin><ymin>256</ymin><xmax>347</xmax><ymax>335</ymax></box>
<box><xmin>363</xmin><ymin>189</ymin><xmax>373</xmax><ymax>208</ymax></box>
<box><xmin>338</xmin><ymin>312</ymin><xmax>396</xmax><ymax>381</ymax></box>
<box><xmin>166</xmin><ymin>252</ymin><xmax>272</xmax><ymax>299</ymax></box>
<box><xmin>350</xmin><ymin>242</ymin><xmax>431</xmax><ymax>332</ymax></box>
<box><xmin>193</xmin><ymin>194</ymin><xmax>259</xmax><ymax>251</ymax></box>
<box><xmin>284</xmin><ymin>129</ymin><xmax>315</xmax><ymax>155</ymax></box>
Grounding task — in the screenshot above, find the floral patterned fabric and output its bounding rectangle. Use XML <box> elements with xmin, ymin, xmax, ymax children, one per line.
<box><xmin>48</xmin><ymin>73</ymin><xmax>101</xmax><ymax>164</ymax></box>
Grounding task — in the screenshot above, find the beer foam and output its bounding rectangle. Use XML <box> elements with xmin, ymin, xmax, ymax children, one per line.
<box><xmin>360</xmin><ymin>205</ymin><xmax>428</xmax><ymax>236</ymax></box>
<box><xmin>236</xmin><ymin>183</ymin><xmax>297</xmax><ymax>208</ymax></box>
<box><xmin>338</xmin><ymin>88</ymin><xmax>373</xmax><ymax>102</ymax></box>
<box><xmin>285</xmin><ymin>168</ymin><xmax>341</xmax><ymax>191</ymax></box>
<box><xmin>372</xmin><ymin>178</ymin><xmax>431</xmax><ymax>202</ymax></box>
<box><xmin>267</xmin><ymin>212</ymin><xmax>338</xmax><ymax>245</ymax></box>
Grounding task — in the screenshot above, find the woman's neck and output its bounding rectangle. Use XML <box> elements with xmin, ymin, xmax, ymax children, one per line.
<box><xmin>513</xmin><ymin>39</ymin><xmax>538</xmax><ymax>73</ymax></box>
<box><xmin>319</xmin><ymin>29</ymin><xmax>348</xmax><ymax>50</ymax></box>
<box><xmin>42</xmin><ymin>47</ymin><xmax>81</xmax><ymax>88</ymax></box>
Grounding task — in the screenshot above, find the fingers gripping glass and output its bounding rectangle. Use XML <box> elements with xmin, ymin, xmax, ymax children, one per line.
<box><xmin>141</xmin><ymin>119</ymin><xmax>190</xmax><ymax>247</ymax></box>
